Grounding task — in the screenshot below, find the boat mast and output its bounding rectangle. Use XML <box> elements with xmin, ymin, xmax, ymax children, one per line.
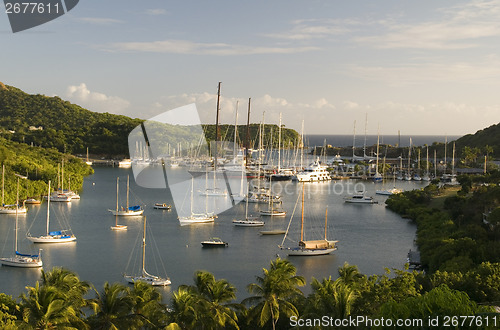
<box><xmin>1</xmin><ymin>164</ymin><xmax>4</xmax><ymax>206</ymax></box>
<box><xmin>15</xmin><ymin>178</ymin><xmax>19</xmax><ymax>252</ymax></box>
<box><xmin>352</xmin><ymin>120</ymin><xmax>356</xmax><ymax>159</ymax></box>
<box><xmin>245</xmin><ymin>98</ymin><xmax>251</xmax><ymax>166</ymax></box>
<box><xmin>214</xmin><ymin>82</ymin><xmax>221</xmax><ymax>172</ymax></box>
<box><xmin>300</xmin><ymin>183</ymin><xmax>304</xmax><ymax>242</ymax></box>
<box><xmin>142</xmin><ymin>216</ymin><xmax>146</xmax><ymax>276</ymax></box>
<box><xmin>46</xmin><ymin>180</ymin><xmax>51</xmax><ymax>236</ymax></box>
<box><xmin>375</xmin><ymin>125</ymin><xmax>380</xmax><ymax>175</ymax></box>
<box><xmin>278</xmin><ymin>112</ymin><xmax>282</xmax><ymax>172</ymax></box>
<box><xmin>234</xmin><ymin>100</ymin><xmax>239</xmax><ymax>161</ymax></box>
<box><xmin>126</xmin><ymin>175</ymin><xmax>130</xmax><ymax>210</ymax></box>
<box><xmin>434</xmin><ymin>149</ymin><xmax>437</xmax><ymax>178</ymax></box>
<box><xmin>324</xmin><ymin>205</ymin><xmax>328</xmax><ymax>241</ymax></box>
<box><xmin>116</xmin><ymin>177</ymin><xmax>119</xmax><ymax>212</ymax></box>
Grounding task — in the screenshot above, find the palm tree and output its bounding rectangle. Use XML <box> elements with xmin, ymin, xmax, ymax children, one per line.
<box><xmin>337</xmin><ymin>262</ymin><xmax>364</xmax><ymax>286</ymax></box>
<box><xmin>306</xmin><ymin>277</ymin><xmax>357</xmax><ymax>319</ymax></box>
<box><xmin>40</xmin><ymin>267</ymin><xmax>93</xmax><ymax>315</ymax></box>
<box><xmin>130</xmin><ymin>281</ymin><xmax>167</xmax><ymax>329</ymax></box>
<box><xmin>87</xmin><ymin>282</ymin><xmax>135</xmax><ymax>330</ymax></box>
<box><xmin>242</xmin><ymin>258</ymin><xmax>305</xmax><ymax>330</ymax></box>
<box><xmin>20</xmin><ymin>281</ymin><xmax>87</xmax><ymax>329</ymax></box>
<box><xmin>180</xmin><ymin>271</ymin><xmax>239</xmax><ymax>329</ymax></box>
<box><xmin>167</xmin><ymin>286</ymin><xmax>198</xmax><ymax>329</ymax></box>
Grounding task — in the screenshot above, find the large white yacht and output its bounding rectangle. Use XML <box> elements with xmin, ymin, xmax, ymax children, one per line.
<box><xmin>293</xmin><ymin>159</ymin><xmax>331</xmax><ymax>182</ymax></box>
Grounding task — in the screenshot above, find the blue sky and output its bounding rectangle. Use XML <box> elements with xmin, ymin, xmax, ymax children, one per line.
<box><xmin>2</xmin><ymin>0</ymin><xmax>500</xmax><ymax>136</ymax></box>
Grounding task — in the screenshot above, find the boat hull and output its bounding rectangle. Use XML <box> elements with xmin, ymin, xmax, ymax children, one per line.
<box><xmin>233</xmin><ymin>220</ymin><xmax>265</xmax><ymax>227</ymax></box>
<box><xmin>108</xmin><ymin>209</ymin><xmax>144</xmax><ymax>216</ymax></box>
<box><xmin>284</xmin><ymin>247</ymin><xmax>337</xmax><ymax>256</ymax></box>
<box><xmin>178</xmin><ymin>216</ymin><xmax>215</xmax><ymax>225</ymax></box>
<box><xmin>27</xmin><ymin>235</ymin><xmax>76</xmax><ymax>243</ymax></box>
<box><xmin>0</xmin><ymin>256</ymin><xmax>43</xmax><ymax>268</ymax></box>
<box><xmin>0</xmin><ymin>207</ymin><xmax>27</xmax><ymax>214</ymax></box>
<box><xmin>124</xmin><ymin>275</ymin><xmax>171</xmax><ymax>286</ymax></box>
<box><xmin>259</xmin><ymin>230</ymin><xmax>286</xmax><ymax>235</ymax></box>
<box><xmin>111</xmin><ymin>225</ymin><xmax>128</xmax><ymax>230</ymax></box>
<box><xmin>259</xmin><ymin>210</ymin><xmax>286</xmax><ymax>216</ymax></box>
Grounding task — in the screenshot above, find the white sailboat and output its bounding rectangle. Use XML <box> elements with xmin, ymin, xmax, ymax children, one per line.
<box><xmin>280</xmin><ymin>184</ymin><xmax>338</xmax><ymax>256</ymax></box>
<box><xmin>108</xmin><ymin>176</ymin><xmax>144</xmax><ymax>216</ymax></box>
<box><xmin>0</xmin><ymin>178</ymin><xmax>42</xmax><ymax>267</ymax></box>
<box><xmin>27</xmin><ymin>180</ymin><xmax>76</xmax><ymax>243</ymax></box>
<box><xmin>233</xmin><ymin>183</ymin><xmax>264</xmax><ymax>226</ymax></box>
<box><xmin>0</xmin><ymin>165</ymin><xmax>28</xmax><ymax>214</ymax></box>
<box><xmin>124</xmin><ymin>216</ymin><xmax>171</xmax><ymax>286</ymax></box>
<box><xmin>259</xmin><ymin>176</ymin><xmax>286</xmax><ymax>216</ymax></box>
<box><xmin>178</xmin><ymin>178</ymin><xmax>216</xmax><ymax>225</ymax></box>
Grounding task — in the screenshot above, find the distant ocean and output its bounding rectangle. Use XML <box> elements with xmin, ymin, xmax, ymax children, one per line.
<box><xmin>304</xmin><ymin>135</ymin><xmax>462</xmax><ymax>148</ymax></box>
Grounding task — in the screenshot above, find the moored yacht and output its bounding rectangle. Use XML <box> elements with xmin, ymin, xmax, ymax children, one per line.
<box><xmin>294</xmin><ymin>159</ymin><xmax>331</xmax><ymax>182</ymax></box>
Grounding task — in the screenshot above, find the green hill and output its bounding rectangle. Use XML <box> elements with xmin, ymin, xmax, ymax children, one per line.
<box><xmin>0</xmin><ymin>83</ymin><xmax>143</xmax><ymax>157</ymax></box>
<box><xmin>454</xmin><ymin>122</ymin><xmax>500</xmax><ymax>158</ymax></box>
<box><xmin>0</xmin><ymin>137</ymin><xmax>93</xmax><ymax>203</ymax></box>
<box><xmin>0</xmin><ymin>83</ymin><xmax>300</xmax><ymax>157</ymax></box>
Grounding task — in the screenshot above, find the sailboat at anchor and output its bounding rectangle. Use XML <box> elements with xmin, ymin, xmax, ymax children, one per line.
<box><xmin>0</xmin><ymin>177</ymin><xmax>42</xmax><ymax>267</ymax></box>
<box><xmin>27</xmin><ymin>180</ymin><xmax>76</xmax><ymax>243</ymax></box>
<box><xmin>124</xmin><ymin>216</ymin><xmax>171</xmax><ymax>286</ymax></box>
<box><xmin>280</xmin><ymin>184</ymin><xmax>338</xmax><ymax>256</ymax></box>
<box><xmin>108</xmin><ymin>175</ymin><xmax>144</xmax><ymax>216</ymax></box>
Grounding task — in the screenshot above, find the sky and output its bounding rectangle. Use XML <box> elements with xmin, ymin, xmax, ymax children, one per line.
<box><xmin>1</xmin><ymin>0</ymin><xmax>500</xmax><ymax>137</ymax></box>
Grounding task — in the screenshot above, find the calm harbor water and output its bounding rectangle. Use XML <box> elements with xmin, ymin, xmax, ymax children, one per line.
<box><xmin>0</xmin><ymin>166</ymin><xmax>422</xmax><ymax>301</ymax></box>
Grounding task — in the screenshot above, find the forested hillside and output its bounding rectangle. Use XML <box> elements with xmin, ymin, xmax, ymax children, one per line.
<box><xmin>0</xmin><ymin>83</ymin><xmax>143</xmax><ymax>156</ymax></box>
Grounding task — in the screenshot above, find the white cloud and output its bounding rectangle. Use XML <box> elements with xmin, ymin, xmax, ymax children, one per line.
<box><xmin>146</xmin><ymin>9</ymin><xmax>167</xmax><ymax>16</ymax></box>
<box><xmin>349</xmin><ymin>55</ymin><xmax>500</xmax><ymax>84</ymax></box>
<box><xmin>66</xmin><ymin>83</ymin><xmax>130</xmax><ymax>114</ymax></box>
<box><xmin>356</xmin><ymin>0</ymin><xmax>500</xmax><ymax>49</ymax></box>
<box><xmin>77</xmin><ymin>17</ymin><xmax>123</xmax><ymax>25</ymax></box>
<box><xmin>102</xmin><ymin>39</ymin><xmax>318</xmax><ymax>55</ymax></box>
<box><xmin>265</xmin><ymin>19</ymin><xmax>354</xmax><ymax>40</ymax></box>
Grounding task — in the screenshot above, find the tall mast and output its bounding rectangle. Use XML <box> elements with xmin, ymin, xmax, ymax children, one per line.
<box><xmin>352</xmin><ymin>120</ymin><xmax>356</xmax><ymax>158</ymax></box>
<box><xmin>245</xmin><ymin>98</ymin><xmax>251</xmax><ymax>166</ymax></box>
<box><xmin>300</xmin><ymin>120</ymin><xmax>304</xmax><ymax>169</ymax></box>
<box><xmin>278</xmin><ymin>112</ymin><xmax>282</xmax><ymax>171</ymax></box>
<box><xmin>116</xmin><ymin>177</ymin><xmax>119</xmax><ymax>212</ymax></box>
<box><xmin>61</xmin><ymin>159</ymin><xmax>64</xmax><ymax>192</ymax></box>
<box><xmin>142</xmin><ymin>216</ymin><xmax>146</xmax><ymax>275</ymax></box>
<box><xmin>444</xmin><ymin>136</ymin><xmax>448</xmax><ymax>173</ymax></box>
<box><xmin>452</xmin><ymin>142</ymin><xmax>456</xmax><ymax>175</ymax></box>
<box><xmin>15</xmin><ymin>178</ymin><xmax>19</xmax><ymax>252</ymax></box>
<box><xmin>126</xmin><ymin>175</ymin><xmax>130</xmax><ymax>210</ymax></box>
<box><xmin>234</xmin><ymin>100</ymin><xmax>239</xmax><ymax>161</ymax></box>
<box><xmin>46</xmin><ymin>180</ymin><xmax>51</xmax><ymax>236</ymax></box>
<box><xmin>434</xmin><ymin>149</ymin><xmax>437</xmax><ymax>178</ymax></box>
<box><xmin>363</xmin><ymin>113</ymin><xmax>368</xmax><ymax>158</ymax></box>
<box><xmin>214</xmin><ymin>82</ymin><xmax>221</xmax><ymax>172</ymax></box>
<box><xmin>2</xmin><ymin>164</ymin><xmax>4</xmax><ymax>205</ymax></box>
<box><xmin>324</xmin><ymin>205</ymin><xmax>328</xmax><ymax>241</ymax></box>
<box><xmin>375</xmin><ymin>125</ymin><xmax>380</xmax><ymax>174</ymax></box>
<box><xmin>300</xmin><ymin>183</ymin><xmax>305</xmax><ymax>242</ymax></box>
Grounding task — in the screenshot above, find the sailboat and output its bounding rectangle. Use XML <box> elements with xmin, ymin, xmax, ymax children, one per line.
<box><xmin>259</xmin><ymin>176</ymin><xmax>286</xmax><ymax>216</ymax></box>
<box><xmin>233</xmin><ymin>183</ymin><xmax>264</xmax><ymax>226</ymax></box>
<box><xmin>373</xmin><ymin>126</ymin><xmax>383</xmax><ymax>183</ymax></box>
<box><xmin>0</xmin><ymin>178</ymin><xmax>42</xmax><ymax>267</ymax></box>
<box><xmin>27</xmin><ymin>180</ymin><xmax>76</xmax><ymax>243</ymax></box>
<box><xmin>280</xmin><ymin>184</ymin><xmax>338</xmax><ymax>256</ymax></box>
<box><xmin>0</xmin><ymin>165</ymin><xmax>28</xmax><ymax>214</ymax></box>
<box><xmin>85</xmin><ymin>147</ymin><xmax>93</xmax><ymax>166</ymax></box>
<box><xmin>108</xmin><ymin>176</ymin><xmax>144</xmax><ymax>216</ymax></box>
<box><xmin>178</xmin><ymin>178</ymin><xmax>217</xmax><ymax>225</ymax></box>
<box><xmin>124</xmin><ymin>216</ymin><xmax>171</xmax><ymax>286</ymax></box>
